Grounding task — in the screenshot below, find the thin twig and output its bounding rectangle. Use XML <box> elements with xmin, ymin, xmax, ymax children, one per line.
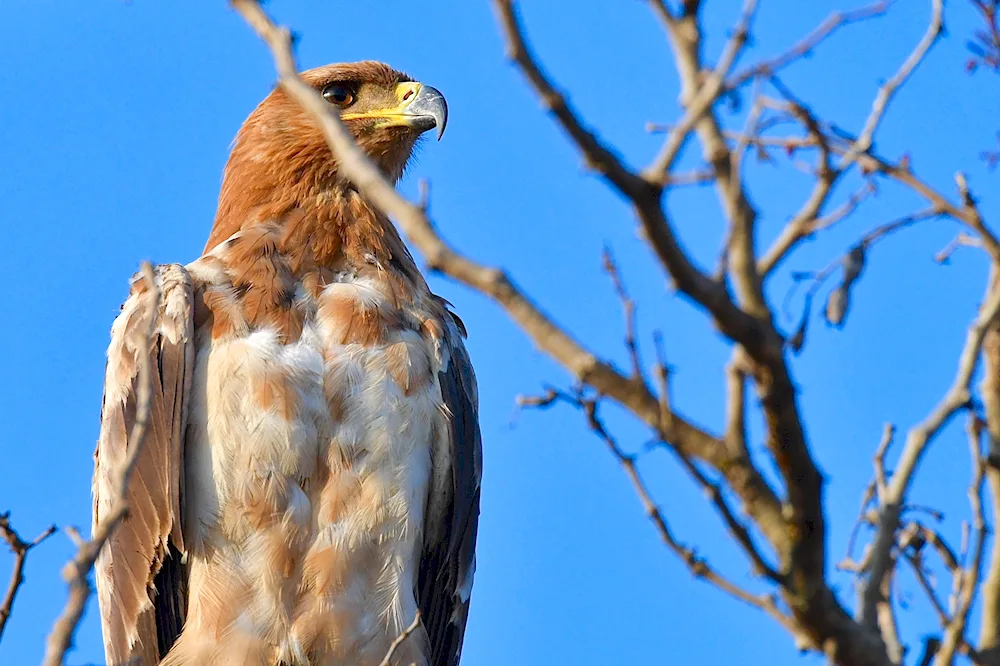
<box><xmin>651</xmin><ymin>332</ymin><xmax>675</xmax><ymax>438</ymax></box>
<box><xmin>667</xmin><ymin>447</ymin><xmax>782</xmax><ymax>582</ymax></box>
<box><xmin>904</xmin><ymin>523</ymin><xmax>962</xmax><ymax>574</ymax></box>
<box><xmin>727</xmin><ymin>1</ymin><xmax>895</xmax><ymax>89</ymax></box>
<box><xmin>522</xmin><ymin>388</ymin><xmax>799</xmax><ymax>636</ymax></box>
<box><xmin>837</xmin><ymin>146</ymin><xmax>1000</xmax><ymax>261</ymax></box>
<box><xmin>905</xmin><ymin>552</ymin><xmax>951</xmax><ymax>625</ymax></box>
<box><xmin>935</xmin><ymin>233</ymin><xmax>984</xmax><ymax>264</ymax></box>
<box><xmin>489</xmin><ymin>0</ymin><xmax>649</xmax><ymax>197</ymax></box>
<box><xmin>756</xmin><ymin>85</ymin><xmax>845</xmax><ymax>277</ymax></box>
<box><xmin>650</xmin><ymin>344</ymin><xmax>778</xmax><ymax>582</ymax></box>
<box><xmin>841</xmin><ymin>0</ymin><xmax>944</xmax><ymax>167</ymax></box>
<box><xmin>41</xmin><ymin>263</ymin><xmax>159</xmax><ymax>666</ymax></box>
<box><xmin>602</xmin><ymin>247</ymin><xmax>644</xmax><ymax>382</ymax></box>
<box><xmin>0</xmin><ymin>514</ymin><xmax>56</xmax><ymax>643</ymax></box>
<box><xmin>874</xmin><ymin>424</ymin><xmax>896</xmax><ymax>499</ymax></box>
<box><xmin>643</xmin><ymin>0</ymin><xmax>759</xmax><ymax>186</ymax></box>
<box><xmin>377</xmin><ymin>610</ymin><xmax>423</xmax><ymax>666</ymax></box>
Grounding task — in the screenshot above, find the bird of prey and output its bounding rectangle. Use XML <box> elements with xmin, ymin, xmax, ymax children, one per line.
<box><xmin>92</xmin><ymin>61</ymin><xmax>482</xmax><ymax>666</ymax></box>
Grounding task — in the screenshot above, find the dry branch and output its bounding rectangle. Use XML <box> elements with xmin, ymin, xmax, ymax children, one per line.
<box><xmin>0</xmin><ymin>514</ymin><xmax>55</xmax><ymax>644</ymax></box>
<box><xmin>378</xmin><ymin>610</ymin><xmax>422</xmax><ymax>666</ymax></box>
<box><xmin>936</xmin><ymin>233</ymin><xmax>984</xmax><ymax>264</ymax></box>
<box><xmin>602</xmin><ymin>248</ymin><xmax>644</xmax><ymax>383</ymax></box>
<box><xmin>518</xmin><ymin>387</ymin><xmax>804</xmax><ymax>640</ymax></box>
<box><xmin>726</xmin><ymin>2</ymin><xmax>895</xmax><ymax>90</ymax></box>
<box><xmin>41</xmin><ymin>262</ymin><xmax>158</xmax><ymax>666</ymax></box>
<box><xmin>839</xmin><ymin>148</ymin><xmax>1000</xmax><ymax>262</ymax></box>
<box><xmin>979</xmin><ymin>268</ymin><xmax>1000</xmax><ymax>665</ymax></box>
<box><xmin>755</xmin><ymin>91</ymin><xmax>845</xmax><ymax>277</ymax></box>
<box><xmin>859</xmin><ymin>281</ymin><xmax>1000</xmax><ymax>637</ymax></box>
<box><xmin>841</xmin><ymin>0</ymin><xmax>943</xmax><ymax>166</ymax></box>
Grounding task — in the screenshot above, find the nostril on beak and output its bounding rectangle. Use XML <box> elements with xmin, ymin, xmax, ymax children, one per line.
<box><xmin>403</xmin><ymin>89</ymin><xmax>415</xmax><ymax>101</ymax></box>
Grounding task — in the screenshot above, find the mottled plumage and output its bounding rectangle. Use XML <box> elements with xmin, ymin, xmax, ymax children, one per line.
<box><xmin>93</xmin><ymin>61</ymin><xmax>481</xmax><ymax>666</ymax></box>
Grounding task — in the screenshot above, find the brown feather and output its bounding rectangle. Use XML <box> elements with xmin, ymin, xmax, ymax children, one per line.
<box><xmin>94</xmin><ymin>264</ymin><xmax>194</xmax><ymax>665</ymax></box>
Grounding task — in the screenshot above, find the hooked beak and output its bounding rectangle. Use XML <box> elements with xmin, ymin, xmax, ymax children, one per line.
<box><xmin>400</xmin><ymin>83</ymin><xmax>448</xmax><ymax>140</ymax></box>
<box><xmin>341</xmin><ymin>82</ymin><xmax>449</xmax><ymax>140</ymax></box>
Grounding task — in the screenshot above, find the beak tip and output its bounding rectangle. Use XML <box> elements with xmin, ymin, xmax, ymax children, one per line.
<box><xmin>407</xmin><ymin>84</ymin><xmax>448</xmax><ymax>141</ymax></box>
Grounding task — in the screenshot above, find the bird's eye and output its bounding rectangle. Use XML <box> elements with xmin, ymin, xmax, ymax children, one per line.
<box><xmin>322</xmin><ymin>83</ymin><xmax>355</xmax><ymax>108</ymax></box>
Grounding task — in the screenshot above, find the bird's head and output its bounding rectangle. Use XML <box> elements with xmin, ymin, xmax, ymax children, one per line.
<box><xmin>235</xmin><ymin>61</ymin><xmax>446</xmax><ymax>184</ymax></box>
<box><xmin>302</xmin><ymin>61</ymin><xmax>448</xmax><ymax>181</ymax></box>
<box><xmin>209</xmin><ymin>61</ymin><xmax>446</xmax><ymax>253</ymax></box>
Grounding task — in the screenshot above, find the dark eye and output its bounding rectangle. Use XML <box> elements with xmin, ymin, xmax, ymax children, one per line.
<box><xmin>322</xmin><ymin>83</ymin><xmax>355</xmax><ymax>108</ymax></box>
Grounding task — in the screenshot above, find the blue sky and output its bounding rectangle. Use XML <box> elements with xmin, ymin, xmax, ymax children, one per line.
<box><xmin>1</xmin><ymin>1</ymin><xmax>998</xmax><ymax>664</ymax></box>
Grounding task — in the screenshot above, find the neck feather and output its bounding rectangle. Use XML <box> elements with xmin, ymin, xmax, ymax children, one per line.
<box><xmin>204</xmin><ymin>122</ymin><xmax>419</xmax><ymax>285</ymax></box>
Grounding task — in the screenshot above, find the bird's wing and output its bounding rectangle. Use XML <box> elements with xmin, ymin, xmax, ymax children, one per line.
<box><xmin>93</xmin><ymin>263</ymin><xmax>194</xmax><ymax>666</ymax></box>
<box><xmin>418</xmin><ymin>308</ymin><xmax>482</xmax><ymax>666</ymax></box>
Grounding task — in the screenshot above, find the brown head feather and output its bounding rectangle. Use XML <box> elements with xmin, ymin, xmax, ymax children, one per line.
<box><xmin>204</xmin><ymin>61</ymin><xmax>426</xmax><ymax>284</ymax></box>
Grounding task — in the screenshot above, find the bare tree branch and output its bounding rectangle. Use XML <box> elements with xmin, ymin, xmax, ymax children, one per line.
<box><xmin>841</xmin><ymin>0</ymin><xmax>944</xmax><ymax>166</ymax></box>
<box><xmin>726</xmin><ymin>1</ymin><xmax>895</xmax><ymax>90</ymax></box>
<box><xmin>878</xmin><ymin>565</ymin><xmax>904</xmax><ymax>664</ymax></box>
<box><xmin>519</xmin><ymin>387</ymin><xmax>803</xmax><ymax>641</ymax></box>
<box><xmin>42</xmin><ymin>263</ymin><xmax>157</xmax><ymax>666</ymax></box>
<box><xmin>783</xmin><ymin>207</ymin><xmax>943</xmax><ymax>340</ymax></box>
<box><xmin>0</xmin><ymin>515</ymin><xmax>55</xmax><ymax>644</ymax></box>
<box><xmin>378</xmin><ymin>610</ymin><xmax>422</xmax><ymax>666</ymax></box>
<box><xmin>660</xmin><ymin>0</ymin><xmax>770</xmax><ymax>320</ymax></box>
<box><xmin>904</xmin><ymin>551</ymin><xmax>951</xmax><ymax>627</ymax></box>
<box><xmin>602</xmin><ymin>248</ymin><xmax>644</xmax><ymax>383</ymax></box>
<box><xmin>978</xmin><ymin>269</ymin><xmax>1000</xmax><ymax>664</ymax></box>
<box><xmin>650</xmin><ymin>345</ymin><xmax>779</xmax><ymax>583</ymax></box>
<box><xmin>647</xmin><ymin>0</ymin><xmax>676</xmax><ymax>32</ymax></box>
<box><xmin>845</xmin><ymin>149</ymin><xmax>1000</xmax><ymax>261</ymax></box>
<box><xmin>967</xmin><ymin>0</ymin><xmax>1000</xmax><ymax>72</ymax></box>
<box><xmin>723</xmin><ymin>350</ymin><xmax>749</xmax><ymax>457</ymax></box>
<box><xmin>859</xmin><ymin>280</ymin><xmax>1000</xmax><ymax>635</ymax></box>
<box><xmin>756</xmin><ymin>89</ymin><xmax>851</xmax><ymax>277</ymax></box>
<box><xmin>933</xmin><ymin>416</ymin><xmax>989</xmax><ymax>665</ymax></box>
<box><xmin>936</xmin><ymin>233</ymin><xmax>984</xmax><ymax>264</ymax></box>
<box><xmin>492</xmin><ymin>3</ymin><xmax>898</xmax><ymax>664</ymax></box>
<box><xmin>643</xmin><ymin>0</ymin><xmax>758</xmax><ymax>186</ymax></box>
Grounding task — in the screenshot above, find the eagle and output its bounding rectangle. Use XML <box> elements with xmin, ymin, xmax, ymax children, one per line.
<box><xmin>92</xmin><ymin>61</ymin><xmax>482</xmax><ymax>666</ymax></box>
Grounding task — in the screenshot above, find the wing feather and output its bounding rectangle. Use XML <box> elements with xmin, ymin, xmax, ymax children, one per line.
<box><xmin>418</xmin><ymin>310</ymin><xmax>482</xmax><ymax>666</ymax></box>
<box><xmin>93</xmin><ymin>264</ymin><xmax>194</xmax><ymax>666</ymax></box>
